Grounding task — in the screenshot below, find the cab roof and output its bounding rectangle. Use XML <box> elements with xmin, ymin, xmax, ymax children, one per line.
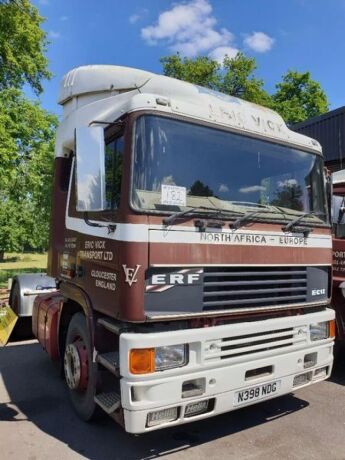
<box><xmin>56</xmin><ymin>65</ymin><xmax>322</xmax><ymax>156</ymax></box>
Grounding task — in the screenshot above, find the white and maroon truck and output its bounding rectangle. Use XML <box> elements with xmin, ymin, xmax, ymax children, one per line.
<box><xmin>15</xmin><ymin>65</ymin><xmax>335</xmax><ymax>433</ymax></box>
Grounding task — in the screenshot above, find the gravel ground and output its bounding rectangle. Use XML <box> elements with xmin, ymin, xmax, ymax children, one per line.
<box><xmin>0</xmin><ymin>339</ymin><xmax>344</xmax><ymax>460</ymax></box>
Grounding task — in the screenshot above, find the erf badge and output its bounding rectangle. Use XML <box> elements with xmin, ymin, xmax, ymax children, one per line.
<box><xmin>122</xmin><ymin>265</ymin><xmax>141</xmax><ymax>287</ymax></box>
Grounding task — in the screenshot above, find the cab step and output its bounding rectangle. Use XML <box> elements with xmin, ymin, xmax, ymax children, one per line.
<box><xmin>97</xmin><ymin>351</ymin><xmax>119</xmax><ymax>376</ymax></box>
<box><xmin>94</xmin><ymin>391</ymin><xmax>121</xmax><ymax>414</ymax></box>
<box><xmin>97</xmin><ymin>317</ymin><xmax>122</xmax><ymax>335</ymax></box>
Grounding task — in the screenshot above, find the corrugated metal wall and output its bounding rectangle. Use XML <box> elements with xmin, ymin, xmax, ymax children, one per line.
<box><xmin>293</xmin><ymin>107</ymin><xmax>345</xmax><ymax>171</ymax></box>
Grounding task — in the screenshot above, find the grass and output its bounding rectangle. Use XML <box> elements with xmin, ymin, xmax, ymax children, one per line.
<box><xmin>0</xmin><ymin>252</ymin><xmax>48</xmax><ymax>288</ymax></box>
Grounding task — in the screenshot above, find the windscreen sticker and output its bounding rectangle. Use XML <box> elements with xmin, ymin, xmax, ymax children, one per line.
<box><xmin>161</xmin><ymin>184</ymin><xmax>187</xmax><ymax>207</ymax></box>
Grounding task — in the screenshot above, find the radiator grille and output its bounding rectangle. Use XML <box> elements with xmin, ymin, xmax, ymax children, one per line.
<box><xmin>203</xmin><ymin>266</ymin><xmax>307</xmax><ymax>311</ymax></box>
<box><xmin>204</xmin><ymin>325</ymin><xmax>308</xmax><ymax>362</ymax></box>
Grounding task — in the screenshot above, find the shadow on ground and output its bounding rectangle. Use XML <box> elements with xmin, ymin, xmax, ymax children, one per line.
<box><xmin>0</xmin><ymin>341</ymin><xmax>310</xmax><ymax>460</ymax></box>
<box><xmin>10</xmin><ymin>317</ymin><xmax>34</xmax><ymax>342</ymax></box>
<box><xmin>330</xmin><ymin>349</ymin><xmax>345</xmax><ymax>386</ymax></box>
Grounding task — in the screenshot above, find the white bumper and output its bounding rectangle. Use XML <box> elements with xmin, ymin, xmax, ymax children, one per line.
<box><xmin>119</xmin><ymin>309</ymin><xmax>334</xmax><ymax>433</ymax></box>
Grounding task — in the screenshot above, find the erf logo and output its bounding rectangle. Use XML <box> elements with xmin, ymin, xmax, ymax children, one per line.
<box><xmin>150</xmin><ymin>272</ymin><xmax>201</xmax><ymax>286</ymax></box>
<box><xmin>312</xmin><ymin>289</ymin><xmax>326</xmax><ymax>296</ymax></box>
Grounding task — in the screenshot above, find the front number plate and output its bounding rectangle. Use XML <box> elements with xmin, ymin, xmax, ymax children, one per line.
<box><xmin>234</xmin><ymin>380</ymin><xmax>281</xmax><ymax>406</ymax></box>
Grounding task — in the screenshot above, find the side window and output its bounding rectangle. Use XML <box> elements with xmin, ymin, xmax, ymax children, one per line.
<box><xmin>105</xmin><ymin>135</ymin><xmax>124</xmax><ymax>209</ymax></box>
<box><xmin>332</xmin><ymin>195</ymin><xmax>345</xmax><ymax>225</ymax></box>
<box><xmin>332</xmin><ymin>194</ymin><xmax>345</xmax><ymax>239</ymax></box>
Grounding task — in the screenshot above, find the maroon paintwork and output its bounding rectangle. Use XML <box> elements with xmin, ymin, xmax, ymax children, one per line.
<box><xmin>32</xmin><ymin>292</ymin><xmax>64</xmax><ymax>359</ymax></box>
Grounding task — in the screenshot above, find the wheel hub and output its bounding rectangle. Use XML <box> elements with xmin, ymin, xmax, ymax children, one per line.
<box><xmin>64</xmin><ymin>340</ymin><xmax>88</xmax><ymax>392</ymax></box>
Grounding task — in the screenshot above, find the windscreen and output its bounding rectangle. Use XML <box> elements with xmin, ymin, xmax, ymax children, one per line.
<box><xmin>132</xmin><ymin>115</ymin><xmax>327</xmax><ymax>222</ymax></box>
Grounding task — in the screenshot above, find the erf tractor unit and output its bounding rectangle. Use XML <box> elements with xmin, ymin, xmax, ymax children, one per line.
<box><xmin>15</xmin><ymin>65</ymin><xmax>335</xmax><ymax>433</ymax></box>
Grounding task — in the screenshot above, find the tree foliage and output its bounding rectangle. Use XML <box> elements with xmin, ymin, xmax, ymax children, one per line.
<box><xmin>189</xmin><ymin>180</ymin><xmax>214</xmax><ymax>197</ymax></box>
<box><xmin>0</xmin><ymin>0</ymin><xmax>51</xmax><ymax>94</ymax></box>
<box><xmin>0</xmin><ymin>89</ymin><xmax>58</xmax><ymax>255</ymax></box>
<box><xmin>0</xmin><ymin>0</ymin><xmax>55</xmax><ymax>259</ymax></box>
<box><xmin>221</xmin><ymin>53</ymin><xmax>272</xmax><ymax>106</ymax></box>
<box><xmin>161</xmin><ymin>52</ymin><xmax>271</xmax><ymax>107</ymax></box>
<box><xmin>160</xmin><ymin>53</ymin><xmax>329</xmax><ymax>123</ymax></box>
<box><xmin>161</xmin><ymin>54</ymin><xmax>221</xmax><ymax>90</ymax></box>
<box><xmin>272</xmin><ymin>70</ymin><xmax>329</xmax><ymax>125</ymax></box>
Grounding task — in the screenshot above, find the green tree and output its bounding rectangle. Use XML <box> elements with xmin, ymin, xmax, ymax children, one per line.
<box><xmin>189</xmin><ymin>180</ymin><xmax>214</xmax><ymax>197</ymax></box>
<box><xmin>272</xmin><ymin>70</ymin><xmax>329</xmax><ymax>125</ymax></box>
<box><xmin>0</xmin><ymin>0</ymin><xmax>51</xmax><ymax>94</ymax></box>
<box><xmin>0</xmin><ymin>89</ymin><xmax>57</xmax><ymax>259</ymax></box>
<box><xmin>161</xmin><ymin>52</ymin><xmax>272</xmax><ymax>107</ymax></box>
<box><xmin>161</xmin><ymin>54</ymin><xmax>221</xmax><ymax>89</ymax></box>
<box><xmin>0</xmin><ymin>197</ymin><xmax>25</xmax><ymax>261</ymax></box>
<box><xmin>160</xmin><ymin>54</ymin><xmax>329</xmax><ymax>124</ymax></box>
<box><xmin>0</xmin><ymin>0</ymin><xmax>55</xmax><ymax>260</ymax></box>
<box><xmin>221</xmin><ymin>53</ymin><xmax>272</xmax><ymax>106</ymax></box>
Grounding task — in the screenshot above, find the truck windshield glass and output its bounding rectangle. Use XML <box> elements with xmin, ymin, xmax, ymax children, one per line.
<box><xmin>132</xmin><ymin>115</ymin><xmax>327</xmax><ymax>223</ymax></box>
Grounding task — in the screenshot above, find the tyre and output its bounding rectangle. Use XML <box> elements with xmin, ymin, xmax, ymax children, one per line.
<box><xmin>64</xmin><ymin>312</ymin><xmax>99</xmax><ymax>421</ymax></box>
<box><xmin>10</xmin><ymin>282</ymin><xmax>20</xmax><ymax>315</ymax></box>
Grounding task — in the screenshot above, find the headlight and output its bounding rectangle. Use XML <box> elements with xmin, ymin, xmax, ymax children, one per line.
<box><xmin>129</xmin><ymin>344</ymin><xmax>188</xmax><ymax>374</ymax></box>
<box><xmin>155</xmin><ymin>344</ymin><xmax>188</xmax><ymax>371</ymax></box>
<box><xmin>310</xmin><ymin>321</ymin><xmax>329</xmax><ymax>341</ymax></box>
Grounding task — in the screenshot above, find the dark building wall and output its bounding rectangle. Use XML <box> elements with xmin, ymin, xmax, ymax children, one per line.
<box><xmin>293</xmin><ymin>107</ymin><xmax>345</xmax><ymax>172</ymax></box>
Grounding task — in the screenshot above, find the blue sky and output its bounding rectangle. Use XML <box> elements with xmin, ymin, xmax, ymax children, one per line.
<box><xmin>31</xmin><ymin>0</ymin><xmax>345</xmax><ymax>117</ymax></box>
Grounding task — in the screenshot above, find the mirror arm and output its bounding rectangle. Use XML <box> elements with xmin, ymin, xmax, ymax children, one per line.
<box><xmin>83</xmin><ymin>212</ymin><xmax>116</xmax><ymax>234</ymax></box>
<box><xmin>88</xmin><ymin>120</ymin><xmax>125</xmax><ymax>128</ymax></box>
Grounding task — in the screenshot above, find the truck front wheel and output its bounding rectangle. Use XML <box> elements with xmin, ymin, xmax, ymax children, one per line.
<box><xmin>64</xmin><ymin>312</ymin><xmax>98</xmax><ymax>421</ymax></box>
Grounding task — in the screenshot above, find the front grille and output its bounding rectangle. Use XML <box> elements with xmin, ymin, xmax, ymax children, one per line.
<box><xmin>203</xmin><ymin>266</ymin><xmax>307</xmax><ymax>311</ymax></box>
<box><xmin>204</xmin><ymin>325</ymin><xmax>308</xmax><ymax>362</ymax></box>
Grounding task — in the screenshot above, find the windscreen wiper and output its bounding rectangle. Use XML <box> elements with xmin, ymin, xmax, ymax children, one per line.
<box><xmin>162</xmin><ymin>206</ymin><xmax>242</xmax><ymax>227</ymax></box>
<box><xmin>229</xmin><ymin>209</ymin><xmax>272</xmax><ymax>230</ymax></box>
<box><xmin>229</xmin><ymin>205</ymin><xmax>292</xmax><ymax>230</ymax></box>
<box><xmin>282</xmin><ymin>211</ymin><xmax>324</xmax><ymax>233</ymax></box>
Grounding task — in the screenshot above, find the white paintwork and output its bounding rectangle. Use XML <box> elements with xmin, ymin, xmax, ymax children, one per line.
<box><xmin>56</xmin><ymin>65</ymin><xmax>322</xmax><ymax>158</ymax></box>
<box><xmin>119</xmin><ymin>308</ymin><xmax>334</xmax><ymax>433</ymax></box>
<box><xmin>66</xmin><ymin>214</ymin><xmax>332</xmax><ymax>248</ymax></box>
<box><xmin>58</xmin><ymin>65</ymin><xmax>153</xmax><ymax>104</ymax></box>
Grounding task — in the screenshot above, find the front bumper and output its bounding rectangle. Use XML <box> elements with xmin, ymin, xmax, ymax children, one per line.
<box><xmin>119</xmin><ymin>309</ymin><xmax>334</xmax><ymax>433</ymax></box>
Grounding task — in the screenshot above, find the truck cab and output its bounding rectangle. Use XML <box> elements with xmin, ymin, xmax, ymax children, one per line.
<box><xmin>31</xmin><ymin>65</ymin><xmax>334</xmax><ymax>433</ymax></box>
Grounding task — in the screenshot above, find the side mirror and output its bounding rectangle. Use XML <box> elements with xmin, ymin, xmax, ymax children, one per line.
<box><xmin>75</xmin><ymin>126</ymin><xmax>106</xmax><ymax>212</ymax></box>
